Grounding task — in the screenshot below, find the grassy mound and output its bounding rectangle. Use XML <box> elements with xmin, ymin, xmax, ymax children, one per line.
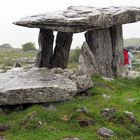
<box><xmin>0</xmin><ymin>76</ymin><xmax>140</xmax><ymax>140</ymax></box>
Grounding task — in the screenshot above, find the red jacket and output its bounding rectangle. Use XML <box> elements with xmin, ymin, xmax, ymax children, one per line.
<box><xmin>123</xmin><ymin>50</ymin><xmax>129</xmax><ymax>65</ymax></box>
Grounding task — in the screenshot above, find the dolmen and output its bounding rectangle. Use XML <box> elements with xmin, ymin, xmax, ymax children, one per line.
<box><xmin>1</xmin><ymin>6</ymin><xmax>139</xmax><ymax>105</ymax></box>
<box><xmin>14</xmin><ymin>6</ymin><xmax>140</xmax><ymax>77</ymax></box>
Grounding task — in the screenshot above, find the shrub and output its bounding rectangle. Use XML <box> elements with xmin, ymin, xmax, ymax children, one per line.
<box><xmin>22</xmin><ymin>42</ymin><xmax>36</xmax><ymax>52</ymax></box>
<box><xmin>69</xmin><ymin>47</ymin><xmax>80</xmax><ymax>65</ymax></box>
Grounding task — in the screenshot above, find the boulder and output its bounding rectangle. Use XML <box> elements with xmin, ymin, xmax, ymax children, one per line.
<box><xmin>14</xmin><ymin>6</ymin><xmax>140</xmax><ymax>33</ymax></box>
<box><xmin>0</xmin><ymin>137</ymin><xmax>6</xmax><ymax>140</ymax></box>
<box><xmin>102</xmin><ymin>94</ymin><xmax>111</xmax><ymax>100</ymax></box>
<box><xmin>124</xmin><ymin>111</ymin><xmax>136</xmax><ymax>124</ymax></box>
<box><xmin>0</xmin><ymin>123</ymin><xmax>10</xmax><ymax>132</ymax></box>
<box><xmin>127</xmin><ymin>98</ymin><xmax>138</xmax><ymax>103</ymax></box>
<box><xmin>79</xmin><ymin>118</ymin><xmax>95</xmax><ymax>127</ymax></box>
<box><xmin>14</xmin><ymin>62</ymin><xmax>21</xmax><ymax>68</ymax></box>
<box><xmin>76</xmin><ymin>107</ymin><xmax>89</xmax><ymax>114</ymax></box>
<box><xmin>98</xmin><ymin>127</ymin><xmax>115</xmax><ymax>138</ymax></box>
<box><xmin>77</xmin><ymin>42</ymin><xmax>99</xmax><ymax>77</ymax></box>
<box><xmin>70</xmin><ymin>74</ymin><xmax>93</xmax><ymax>90</ymax></box>
<box><xmin>77</xmin><ymin>55</ymin><xmax>87</xmax><ymax>76</ymax></box>
<box><xmin>101</xmin><ymin>108</ymin><xmax>116</xmax><ymax>118</ymax></box>
<box><xmin>42</xmin><ymin>104</ymin><xmax>57</xmax><ymax>111</ymax></box>
<box><xmin>0</xmin><ymin>67</ymin><xmax>77</xmax><ymax>105</ymax></box>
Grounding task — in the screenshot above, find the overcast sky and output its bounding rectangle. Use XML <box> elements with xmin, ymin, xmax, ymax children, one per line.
<box><xmin>0</xmin><ymin>0</ymin><xmax>140</xmax><ymax>49</ymax></box>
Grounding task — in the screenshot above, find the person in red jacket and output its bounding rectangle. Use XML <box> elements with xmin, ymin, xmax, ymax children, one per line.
<box><xmin>123</xmin><ymin>48</ymin><xmax>129</xmax><ymax>65</ymax></box>
<box><xmin>123</xmin><ymin>48</ymin><xmax>129</xmax><ymax>76</ymax></box>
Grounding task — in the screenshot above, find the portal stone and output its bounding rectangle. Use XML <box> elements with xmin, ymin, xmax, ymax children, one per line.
<box><xmin>35</xmin><ymin>29</ymin><xmax>54</xmax><ymax>68</ymax></box>
<box><xmin>50</xmin><ymin>32</ymin><xmax>73</xmax><ymax>69</ymax></box>
<box><xmin>109</xmin><ymin>25</ymin><xmax>124</xmax><ymax>77</ymax></box>
<box><xmin>85</xmin><ymin>29</ymin><xmax>113</xmax><ymax>77</ymax></box>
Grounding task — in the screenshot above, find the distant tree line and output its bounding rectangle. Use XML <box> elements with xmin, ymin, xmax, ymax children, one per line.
<box><xmin>0</xmin><ymin>42</ymin><xmax>37</xmax><ymax>52</ymax></box>
<box><xmin>22</xmin><ymin>42</ymin><xmax>36</xmax><ymax>52</ymax></box>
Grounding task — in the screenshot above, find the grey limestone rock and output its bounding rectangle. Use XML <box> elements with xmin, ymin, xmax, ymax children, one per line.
<box><xmin>101</xmin><ymin>108</ymin><xmax>116</xmax><ymax>118</ymax></box>
<box><xmin>0</xmin><ymin>137</ymin><xmax>6</xmax><ymax>140</ymax></box>
<box><xmin>77</xmin><ymin>42</ymin><xmax>99</xmax><ymax>77</ymax></box>
<box><xmin>98</xmin><ymin>127</ymin><xmax>115</xmax><ymax>138</ymax></box>
<box><xmin>14</xmin><ymin>6</ymin><xmax>140</xmax><ymax>33</ymax></box>
<box><xmin>35</xmin><ymin>29</ymin><xmax>54</xmax><ymax>68</ymax></box>
<box><xmin>76</xmin><ymin>107</ymin><xmax>89</xmax><ymax>114</ymax></box>
<box><xmin>79</xmin><ymin>118</ymin><xmax>95</xmax><ymax>127</ymax></box>
<box><xmin>124</xmin><ymin>111</ymin><xmax>136</xmax><ymax>124</ymax></box>
<box><xmin>43</xmin><ymin>104</ymin><xmax>57</xmax><ymax>111</ymax></box>
<box><xmin>0</xmin><ymin>67</ymin><xmax>77</xmax><ymax>105</ymax></box>
<box><xmin>102</xmin><ymin>94</ymin><xmax>111</xmax><ymax>100</ymax></box>
<box><xmin>50</xmin><ymin>32</ymin><xmax>73</xmax><ymax>69</ymax></box>
<box><xmin>71</xmin><ymin>74</ymin><xmax>93</xmax><ymax>90</ymax></box>
<box><xmin>127</xmin><ymin>98</ymin><xmax>138</xmax><ymax>103</ymax></box>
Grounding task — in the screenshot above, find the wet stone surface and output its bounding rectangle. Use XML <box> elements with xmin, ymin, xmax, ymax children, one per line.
<box><xmin>0</xmin><ymin>67</ymin><xmax>77</xmax><ymax>105</ymax></box>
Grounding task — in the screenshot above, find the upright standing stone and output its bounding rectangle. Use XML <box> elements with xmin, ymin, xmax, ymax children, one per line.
<box><xmin>109</xmin><ymin>25</ymin><xmax>124</xmax><ymax>77</ymax></box>
<box><xmin>35</xmin><ymin>29</ymin><xmax>54</xmax><ymax>68</ymax></box>
<box><xmin>85</xmin><ymin>29</ymin><xmax>113</xmax><ymax>77</ymax></box>
<box><xmin>50</xmin><ymin>32</ymin><xmax>73</xmax><ymax>69</ymax></box>
<box><xmin>77</xmin><ymin>42</ymin><xmax>99</xmax><ymax>76</ymax></box>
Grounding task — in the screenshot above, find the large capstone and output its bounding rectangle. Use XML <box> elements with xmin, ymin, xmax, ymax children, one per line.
<box><xmin>14</xmin><ymin>6</ymin><xmax>140</xmax><ymax>33</ymax></box>
<box><xmin>0</xmin><ymin>68</ymin><xmax>77</xmax><ymax>105</ymax></box>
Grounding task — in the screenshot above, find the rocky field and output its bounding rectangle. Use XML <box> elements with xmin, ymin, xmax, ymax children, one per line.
<box><xmin>0</xmin><ymin>48</ymin><xmax>140</xmax><ymax>140</ymax></box>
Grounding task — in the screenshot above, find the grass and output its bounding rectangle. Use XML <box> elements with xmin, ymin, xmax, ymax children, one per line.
<box><xmin>0</xmin><ymin>76</ymin><xmax>140</xmax><ymax>140</ymax></box>
<box><xmin>132</xmin><ymin>53</ymin><xmax>140</xmax><ymax>71</ymax></box>
<box><xmin>0</xmin><ymin>50</ymin><xmax>37</xmax><ymax>71</ymax></box>
<box><xmin>0</xmin><ymin>49</ymin><xmax>140</xmax><ymax>139</ymax></box>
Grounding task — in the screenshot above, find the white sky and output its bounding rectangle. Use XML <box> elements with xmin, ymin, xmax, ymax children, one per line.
<box><xmin>0</xmin><ymin>0</ymin><xmax>140</xmax><ymax>49</ymax></box>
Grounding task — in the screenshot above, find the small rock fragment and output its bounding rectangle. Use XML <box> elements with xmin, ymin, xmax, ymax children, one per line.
<box><xmin>102</xmin><ymin>94</ymin><xmax>111</xmax><ymax>100</ymax></box>
<box><xmin>76</xmin><ymin>107</ymin><xmax>89</xmax><ymax>114</ymax></box>
<box><xmin>98</xmin><ymin>127</ymin><xmax>115</xmax><ymax>138</ymax></box>
<box><xmin>101</xmin><ymin>108</ymin><xmax>116</xmax><ymax>118</ymax></box>
<box><xmin>124</xmin><ymin>111</ymin><xmax>136</xmax><ymax>124</ymax></box>
<box><xmin>79</xmin><ymin>118</ymin><xmax>95</xmax><ymax>127</ymax></box>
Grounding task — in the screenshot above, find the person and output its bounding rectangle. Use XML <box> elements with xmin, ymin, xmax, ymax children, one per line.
<box><xmin>123</xmin><ymin>48</ymin><xmax>129</xmax><ymax>65</ymax></box>
<box><xmin>128</xmin><ymin>50</ymin><xmax>133</xmax><ymax>70</ymax></box>
<box><xmin>123</xmin><ymin>48</ymin><xmax>129</xmax><ymax>76</ymax></box>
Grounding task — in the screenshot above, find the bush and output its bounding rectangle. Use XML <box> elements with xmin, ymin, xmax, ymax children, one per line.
<box><xmin>22</xmin><ymin>42</ymin><xmax>36</xmax><ymax>52</ymax></box>
<box><xmin>69</xmin><ymin>47</ymin><xmax>80</xmax><ymax>64</ymax></box>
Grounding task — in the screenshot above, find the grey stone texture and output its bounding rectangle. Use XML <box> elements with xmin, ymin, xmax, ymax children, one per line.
<box><xmin>50</xmin><ymin>32</ymin><xmax>73</xmax><ymax>69</ymax></box>
<box><xmin>35</xmin><ymin>29</ymin><xmax>54</xmax><ymax>68</ymax></box>
<box><xmin>14</xmin><ymin>6</ymin><xmax>140</xmax><ymax>33</ymax></box>
<box><xmin>101</xmin><ymin>108</ymin><xmax>116</xmax><ymax>118</ymax></box>
<box><xmin>77</xmin><ymin>42</ymin><xmax>99</xmax><ymax>77</ymax></box>
<box><xmin>0</xmin><ymin>68</ymin><xmax>77</xmax><ymax>105</ymax></box>
<box><xmin>98</xmin><ymin>127</ymin><xmax>115</xmax><ymax>138</ymax></box>
<box><xmin>13</xmin><ymin>6</ymin><xmax>140</xmax><ymax>76</ymax></box>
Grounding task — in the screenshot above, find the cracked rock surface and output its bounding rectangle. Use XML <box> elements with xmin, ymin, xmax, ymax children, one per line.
<box><xmin>0</xmin><ymin>67</ymin><xmax>77</xmax><ymax>105</ymax></box>
<box><xmin>14</xmin><ymin>6</ymin><xmax>140</xmax><ymax>32</ymax></box>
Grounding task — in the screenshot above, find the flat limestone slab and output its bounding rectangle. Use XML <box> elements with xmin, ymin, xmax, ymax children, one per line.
<box><xmin>14</xmin><ymin>6</ymin><xmax>140</xmax><ymax>32</ymax></box>
<box><xmin>0</xmin><ymin>68</ymin><xmax>77</xmax><ymax>105</ymax></box>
